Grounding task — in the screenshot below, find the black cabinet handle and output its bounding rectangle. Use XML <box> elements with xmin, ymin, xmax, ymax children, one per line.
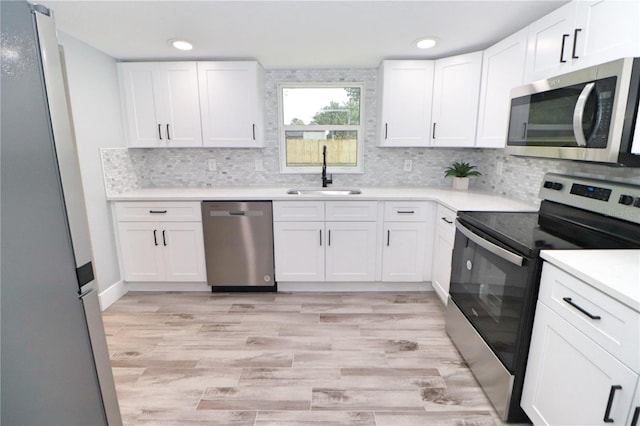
<box><xmin>432</xmin><ymin>122</ymin><xmax>437</xmax><ymax>139</ymax></box>
<box><xmin>149</xmin><ymin>210</ymin><xmax>167</xmax><ymax>214</ymax></box>
<box><xmin>158</xmin><ymin>124</ymin><xmax>162</xmax><ymax>140</ymax></box>
<box><xmin>397</xmin><ymin>210</ymin><xmax>415</xmax><ymax>214</ymax></box>
<box><xmin>385</xmin><ymin>123</ymin><xmax>388</xmax><ymax>139</ymax></box>
<box><xmin>562</xmin><ymin>297</ymin><xmax>601</xmax><ymax>320</ymax></box>
<box><xmin>603</xmin><ymin>385</ymin><xmax>622</xmax><ymax>423</ymax></box>
<box><xmin>153</xmin><ymin>229</ymin><xmax>158</xmax><ymax>246</ymax></box>
<box><xmin>162</xmin><ymin>230</ymin><xmax>167</xmax><ymax>246</ymax></box>
<box><xmin>387</xmin><ymin>230</ymin><xmax>390</xmax><ymax>246</ymax></box>
<box><xmin>252</xmin><ymin>124</ymin><xmax>256</xmax><ymax>140</ymax></box>
<box><xmin>572</xmin><ymin>28</ymin><xmax>581</xmax><ymax>59</ymax></box>
<box><xmin>441</xmin><ymin>217</ymin><xmax>453</xmax><ymax>224</ymax></box>
<box><xmin>522</xmin><ymin>122</ymin><xmax>528</xmax><ymax>139</ymax></box>
<box><xmin>319</xmin><ymin>229</ymin><xmax>322</xmax><ymax>246</ymax></box>
<box><xmin>166</xmin><ymin>124</ymin><xmax>171</xmax><ymax>140</ymax></box>
<box><xmin>631</xmin><ymin>406</ymin><xmax>640</xmax><ymax>426</ymax></box>
<box><xmin>328</xmin><ymin>230</ymin><xmax>331</xmax><ymax>246</ymax></box>
<box><xmin>560</xmin><ymin>34</ymin><xmax>570</xmax><ymax>63</ymax></box>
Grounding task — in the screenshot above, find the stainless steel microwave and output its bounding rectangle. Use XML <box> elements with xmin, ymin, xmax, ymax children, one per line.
<box><xmin>506</xmin><ymin>57</ymin><xmax>640</xmax><ymax>167</ymax></box>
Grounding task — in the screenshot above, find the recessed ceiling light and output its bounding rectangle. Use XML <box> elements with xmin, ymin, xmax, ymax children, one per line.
<box><xmin>170</xmin><ymin>40</ymin><xmax>194</xmax><ymax>51</ymax></box>
<box><xmin>415</xmin><ymin>38</ymin><xmax>437</xmax><ymax>50</ymax></box>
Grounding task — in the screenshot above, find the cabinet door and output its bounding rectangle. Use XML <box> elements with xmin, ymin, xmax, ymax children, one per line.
<box><xmin>198</xmin><ymin>61</ymin><xmax>264</xmax><ymax>148</ymax></box>
<box><xmin>378</xmin><ymin>60</ymin><xmax>434</xmax><ymax>147</ymax></box>
<box><xmin>476</xmin><ymin>28</ymin><xmax>528</xmax><ymax>148</ymax></box>
<box><xmin>522</xmin><ymin>302</ymin><xmax>638</xmax><ymax>426</ymax></box>
<box><xmin>431</xmin><ymin>52</ymin><xmax>483</xmax><ymax>147</ymax></box>
<box><xmin>382</xmin><ymin>222</ymin><xmax>427</xmax><ymax>282</ymax></box>
<box><xmin>117</xmin><ymin>222</ymin><xmax>165</xmax><ymax>281</ymax></box>
<box><xmin>325</xmin><ymin>222</ymin><xmax>377</xmax><ymax>282</ymax></box>
<box><xmin>161</xmin><ymin>222</ymin><xmax>207</xmax><ymax>282</ymax></box>
<box><xmin>573</xmin><ymin>0</ymin><xmax>640</xmax><ymax>69</ymax></box>
<box><xmin>119</xmin><ymin>63</ymin><xmax>164</xmax><ymax>148</ymax></box>
<box><xmin>432</xmin><ymin>226</ymin><xmax>454</xmax><ymax>305</ymax></box>
<box><xmin>158</xmin><ymin>62</ymin><xmax>203</xmax><ymax>147</ymax></box>
<box><xmin>524</xmin><ymin>2</ymin><xmax>577</xmax><ymax>82</ymax></box>
<box><xmin>273</xmin><ymin>222</ymin><xmax>324</xmax><ymax>282</ymax></box>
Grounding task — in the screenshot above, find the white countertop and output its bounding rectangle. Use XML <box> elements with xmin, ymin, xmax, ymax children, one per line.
<box><xmin>541</xmin><ymin>250</ymin><xmax>640</xmax><ymax>312</ymax></box>
<box><xmin>107</xmin><ymin>186</ymin><xmax>537</xmax><ymax>212</ymax></box>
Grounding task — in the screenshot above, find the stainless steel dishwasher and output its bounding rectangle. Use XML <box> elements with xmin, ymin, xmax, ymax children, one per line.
<box><xmin>201</xmin><ymin>201</ymin><xmax>275</xmax><ymax>289</ymax></box>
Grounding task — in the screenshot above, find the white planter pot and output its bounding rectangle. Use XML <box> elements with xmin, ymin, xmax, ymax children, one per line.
<box><xmin>452</xmin><ymin>177</ymin><xmax>469</xmax><ymax>191</ymax></box>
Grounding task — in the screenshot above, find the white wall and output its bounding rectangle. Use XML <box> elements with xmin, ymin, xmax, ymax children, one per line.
<box><xmin>58</xmin><ymin>32</ymin><xmax>126</xmax><ymax>309</ymax></box>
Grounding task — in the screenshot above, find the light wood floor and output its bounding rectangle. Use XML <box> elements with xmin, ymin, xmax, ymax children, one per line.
<box><xmin>103</xmin><ymin>291</ymin><xmax>508</xmax><ymax>425</ymax></box>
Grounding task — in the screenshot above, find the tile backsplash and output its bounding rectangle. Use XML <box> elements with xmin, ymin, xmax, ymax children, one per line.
<box><xmin>102</xmin><ymin>68</ymin><xmax>640</xmax><ymax>206</ymax></box>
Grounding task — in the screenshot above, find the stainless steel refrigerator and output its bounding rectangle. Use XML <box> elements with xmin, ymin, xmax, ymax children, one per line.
<box><xmin>1</xmin><ymin>2</ymin><xmax>122</xmax><ymax>424</ymax></box>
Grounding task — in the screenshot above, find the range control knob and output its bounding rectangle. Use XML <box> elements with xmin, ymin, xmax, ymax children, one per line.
<box><xmin>619</xmin><ymin>194</ymin><xmax>634</xmax><ymax>205</ymax></box>
<box><xmin>543</xmin><ymin>181</ymin><xmax>553</xmax><ymax>189</ymax></box>
<box><xmin>551</xmin><ymin>182</ymin><xmax>563</xmax><ymax>191</ymax></box>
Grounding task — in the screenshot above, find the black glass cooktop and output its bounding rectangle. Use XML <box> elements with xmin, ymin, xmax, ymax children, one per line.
<box><xmin>458</xmin><ymin>201</ymin><xmax>640</xmax><ymax>257</ymax></box>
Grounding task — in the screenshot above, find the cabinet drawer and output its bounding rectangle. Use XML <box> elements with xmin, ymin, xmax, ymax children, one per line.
<box><xmin>384</xmin><ymin>201</ymin><xmax>431</xmax><ymax>221</ymax></box>
<box><xmin>273</xmin><ymin>201</ymin><xmax>325</xmax><ymax>221</ymax></box>
<box><xmin>115</xmin><ymin>201</ymin><xmax>202</xmax><ymax>222</ymax></box>
<box><xmin>435</xmin><ymin>204</ymin><xmax>456</xmax><ymax>237</ymax></box>
<box><xmin>539</xmin><ymin>263</ymin><xmax>640</xmax><ymax>372</ymax></box>
<box><xmin>325</xmin><ymin>201</ymin><xmax>378</xmax><ymax>222</ymax></box>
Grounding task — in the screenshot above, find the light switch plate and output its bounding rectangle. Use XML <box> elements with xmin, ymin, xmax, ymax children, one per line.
<box><xmin>403</xmin><ymin>159</ymin><xmax>413</xmax><ymax>172</ymax></box>
<box><xmin>255</xmin><ymin>158</ymin><xmax>264</xmax><ymax>172</ymax></box>
<box><xmin>208</xmin><ymin>159</ymin><xmax>217</xmax><ymax>171</ymax></box>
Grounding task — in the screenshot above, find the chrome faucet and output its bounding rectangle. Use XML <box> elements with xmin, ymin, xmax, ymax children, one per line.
<box><xmin>321</xmin><ymin>145</ymin><xmax>332</xmax><ymax>188</ymax></box>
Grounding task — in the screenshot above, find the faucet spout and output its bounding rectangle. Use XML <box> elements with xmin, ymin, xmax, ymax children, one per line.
<box><xmin>322</xmin><ymin>145</ymin><xmax>332</xmax><ymax>188</ymax></box>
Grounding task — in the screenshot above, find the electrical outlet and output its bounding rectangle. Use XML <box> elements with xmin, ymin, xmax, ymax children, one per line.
<box><xmin>255</xmin><ymin>158</ymin><xmax>264</xmax><ymax>172</ymax></box>
<box><xmin>496</xmin><ymin>160</ymin><xmax>504</xmax><ymax>176</ymax></box>
<box><xmin>403</xmin><ymin>159</ymin><xmax>413</xmax><ymax>172</ymax></box>
<box><xmin>208</xmin><ymin>158</ymin><xmax>217</xmax><ymax>172</ymax></box>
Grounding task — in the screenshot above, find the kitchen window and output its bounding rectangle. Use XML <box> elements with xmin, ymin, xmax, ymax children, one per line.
<box><xmin>278</xmin><ymin>83</ymin><xmax>364</xmax><ymax>173</ymax></box>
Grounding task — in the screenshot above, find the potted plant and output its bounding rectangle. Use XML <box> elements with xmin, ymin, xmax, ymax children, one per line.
<box><xmin>444</xmin><ymin>161</ymin><xmax>481</xmax><ymax>191</ymax></box>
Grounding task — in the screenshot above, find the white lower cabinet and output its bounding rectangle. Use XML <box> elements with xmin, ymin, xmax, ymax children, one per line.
<box><xmin>273</xmin><ymin>201</ymin><xmax>378</xmax><ymax>282</ymax></box>
<box><xmin>114</xmin><ymin>202</ymin><xmax>206</xmax><ymax>282</ymax></box>
<box><xmin>381</xmin><ymin>201</ymin><xmax>434</xmax><ymax>282</ymax></box>
<box><xmin>272</xmin><ymin>221</ymin><xmax>324</xmax><ymax>282</ymax></box>
<box><xmin>522</xmin><ymin>263</ymin><xmax>640</xmax><ymax>425</ymax></box>
<box><xmin>431</xmin><ymin>204</ymin><xmax>456</xmax><ymax>305</ymax></box>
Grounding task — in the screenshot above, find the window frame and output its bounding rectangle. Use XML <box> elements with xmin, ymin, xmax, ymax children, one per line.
<box><xmin>278</xmin><ymin>82</ymin><xmax>365</xmax><ymax>174</ymax></box>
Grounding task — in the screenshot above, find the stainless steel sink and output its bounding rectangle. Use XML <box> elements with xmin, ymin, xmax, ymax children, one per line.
<box><xmin>286</xmin><ymin>188</ymin><xmax>362</xmax><ymax>196</ymax></box>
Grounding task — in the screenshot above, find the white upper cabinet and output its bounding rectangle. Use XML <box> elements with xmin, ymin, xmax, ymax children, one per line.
<box><xmin>378</xmin><ymin>60</ymin><xmax>434</xmax><ymax>147</ymax></box>
<box><xmin>476</xmin><ymin>28</ymin><xmax>528</xmax><ymax>148</ymax></box>
<box><xmin>525</xmin><ymin>0</ymin><xmax>640</xmax><ymax>82</ymax></box>
<box><xmin>431</xmin><ymin>51</ymin><xmax>483</xmax><ymax>147</ymax></box>
<box><xmin>198</xmin><ymin>61</ymin><xmax>265</xmax><ymax>148</ymax></box>
<box><xmin>119</xmin><ymin>62</ymin><xmax>202</xmax><ymax>148</ymax></box>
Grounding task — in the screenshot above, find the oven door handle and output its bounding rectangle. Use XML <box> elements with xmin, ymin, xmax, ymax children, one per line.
<box><xmin>456</xmin><ymin>221</ymin><xmax>524</xmax><ymax>267</ymax></box>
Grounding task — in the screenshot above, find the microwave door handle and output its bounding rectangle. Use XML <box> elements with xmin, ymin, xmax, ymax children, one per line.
<box><xmin>455</xmin><ymin>221</ymin><xmax>524</xmax><ymax>267</ymax></box>
<box><xmin>573</xmin><ymin>82</ymin><xmax>595</xmax><ymax>147</ymax></box>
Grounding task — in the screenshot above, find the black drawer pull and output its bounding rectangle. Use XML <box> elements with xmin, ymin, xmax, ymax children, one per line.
<box><xmin>562</xmin><ymin>297</ymin><xmax>601</xmax><ymax>320</ymax></box>
<box><xmin>441</xmin><ymin>217</ymin><xmax>453</xmax><ymax>224</ymax></box>
<box><xmin>397</xmin><ymin>210</ymin><xmax>415</xmax><ymax>214</ymax></box>
<box><xmin>603</xmin><ymin>385</ymin><xmax>622</xmax><ymax>423</ymax></box>
<box><xmin>149</xmin><ymin>210</ymin><xmax>168</xmax><ymax>214</ymax></box>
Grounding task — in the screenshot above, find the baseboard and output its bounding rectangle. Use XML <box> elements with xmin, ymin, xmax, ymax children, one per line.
<box><xmin>277</xmin><ymin>281</ymin><xmax>434</xmax><ymax>292</ymax></box>
<box><xmin>98</xmin><ymin>280</ymin><xmax>127</xmax><ymax>311</ymax></box>
<box><xmin>126</xmin><ymin>282</ymin><xmax>211</xmax><ymax>292</ymax></box>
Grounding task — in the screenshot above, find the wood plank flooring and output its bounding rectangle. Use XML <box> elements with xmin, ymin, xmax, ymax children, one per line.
<box><xmin>103</xmin><ymin>291</ymin><xmax>509</xmax><ymax>425</ymax></box>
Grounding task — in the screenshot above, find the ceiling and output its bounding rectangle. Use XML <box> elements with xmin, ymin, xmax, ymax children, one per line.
<box><xmin>41</xmin><ymin>0</ymin><xmax>569</xmax><ymax>68</ymax></box>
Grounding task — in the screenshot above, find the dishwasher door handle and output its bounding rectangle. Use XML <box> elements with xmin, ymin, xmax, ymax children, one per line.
<box><xmin>209</xmin><ymin>210</ymin><xmax>264</xmax><ymax>217</ymax></box>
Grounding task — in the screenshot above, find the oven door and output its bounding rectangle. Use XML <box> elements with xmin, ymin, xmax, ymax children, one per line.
<box><xmin>448</xmin><ymin>220</ymin><xmax>540</xmax><ymax>373</ymax></box>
